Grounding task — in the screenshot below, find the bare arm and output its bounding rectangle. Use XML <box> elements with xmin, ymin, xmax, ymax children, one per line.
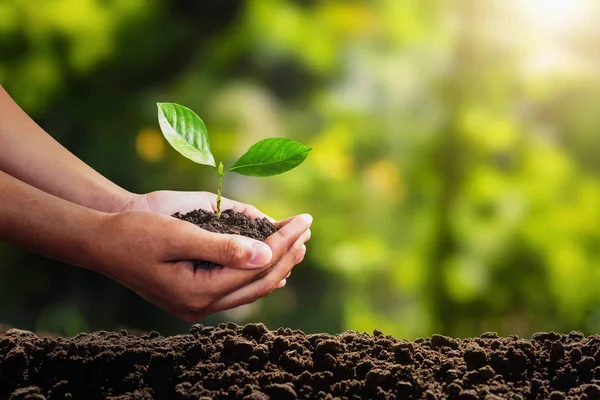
<box><xmin>0</xmin><ymin>168</ymin><xmax>311</xmax><ymax>320</ymax></box>
<box><xmin>0</xmin><ymin>169</ymin><xmax>103</xmax><ymax>267</ymax></box>
<box><xmin>0</xmin><ymin>85</ymin><xmax>132</xmax><ymax>213</ymax></box>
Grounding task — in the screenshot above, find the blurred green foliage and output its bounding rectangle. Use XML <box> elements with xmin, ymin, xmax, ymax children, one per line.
<box><xmin>2</xmin><ymin>0</ymin><xmax>600</xmax><ymax>339</ymax></box>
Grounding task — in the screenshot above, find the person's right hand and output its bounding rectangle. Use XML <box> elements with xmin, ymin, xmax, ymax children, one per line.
<box><xmin>87</xmin><ymin>210</ymin><xmax>312</xmax><ymax>321</ymax></box>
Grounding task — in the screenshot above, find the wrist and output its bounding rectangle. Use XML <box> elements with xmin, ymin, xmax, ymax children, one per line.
<box><xmin>80</xmin><ymin>210</ymin><xmax>114</xmax><ymax>274</ymax></box>
<box><xmin>104</xmin><ymin>189</ymin><xmax>137</xmax><ymax>213</ymax></box>
<box><xmin>0</xmin><ymin>170</ymin><xmax>114</xmax><ymax>270</ymax></box>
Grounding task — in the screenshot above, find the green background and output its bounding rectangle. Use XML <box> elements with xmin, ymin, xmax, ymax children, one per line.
<box><xmin>2</xmin><ymin>0</ymin><xmax>600</xmax><ymax>339</ymax></box>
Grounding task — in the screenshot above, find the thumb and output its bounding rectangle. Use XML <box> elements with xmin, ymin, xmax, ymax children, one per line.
<box><xmin>174</xmin><ymin>225</ymin><xmax>273</xmax><ymax>269</ymax></box>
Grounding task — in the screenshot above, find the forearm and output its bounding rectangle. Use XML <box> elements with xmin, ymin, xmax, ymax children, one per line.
<box><xmin>0</xmin><ymin>85</ymin><xmax>132</xmax><ymax>212</ymax></box>
<box><xmin>0</xmin><ymin>169</ymin><xmax>104</xmax><ymax>268</ymax></box>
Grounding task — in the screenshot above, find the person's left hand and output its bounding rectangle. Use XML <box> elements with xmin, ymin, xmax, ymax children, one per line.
<box><xmin>119</xmin><ymin>191</ymin><xmax>304</xmax><ymax>287</ymax></box>
<box><xmin>120</xmin><ymin>191</ymin><xmax>274</xmax><ymax>222</ymax></box>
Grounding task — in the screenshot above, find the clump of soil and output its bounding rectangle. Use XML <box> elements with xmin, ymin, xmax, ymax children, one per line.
<box><xmin>2</xmin><ymin>326</ymin><xmax>600</xmax><ymax>400</ymax></box>
<box><xmin>172</xmin><ymin>209</ymin><xmax>277</xmax><ymax>270</ymax></box>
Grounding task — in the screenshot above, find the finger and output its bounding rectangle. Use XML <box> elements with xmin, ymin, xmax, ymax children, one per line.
<box><xmin>189</xmin><ymin>212</ymin><xmax>309</xmax><ymax>270</ymax></box>
<box><xmin>274</xmin><ymin>215</ymin><xmax>299</xmax><ymax>229</ymax></box>
<box><xmin>284</xmin><ymin>256</ymin><xmax>298</xmax><ymax>280</ymax></box>
<box><xmin>219</xmin><ymin>196</ymin><xmax>275</xmax><ymax>222</ymax></box>
<box><xmin>276</xmin><ymin>244</ymin><xmax>307</xmax><ymax>289</ymax></box>
<box><xmin>206</xmin><ymin>235</ymin><xmax>307</xmax><ymax>312</ymax></box>
<box><xmin>169</xmin><ymin>215</ymin><xmax>312</xmax><ymax>312</ymax></box>
<box><xmin>196</xmin><ymin>214</ymin><xmax>311</xmax><ymax>289</ymax></box>
<box><xmin>258</xmin><ymin>217</ymin><xmax>308</xmax><ymax>243</ymax></box>
<box><xmin>302</xmin><ymin>230</ymin><xmax>311</xmax><ymax>243</ymax></box>
<box><xmin>169</xmin><ymin>222</ymin><xmax>273</xmax><ymax>269</ymax></box>
<box><xmin>296</xmin><ymin>244</ymin><xmax>307</xmax><ymax>263</ymax></box>
<box><xmin>264</xmin><ymin>214</ymin><xmax>312</xmax><ymax>262</ymax></box>
<box><xmin>177</xmin><ymin>214</ymin><xmax>312</xmax><ymax>308</ymax></box>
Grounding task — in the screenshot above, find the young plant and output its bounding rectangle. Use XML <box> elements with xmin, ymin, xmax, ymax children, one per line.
<box><xmin>157</xmin><ymin>102</ymin><xmax>312</xmax><ymax>218</ymax></box>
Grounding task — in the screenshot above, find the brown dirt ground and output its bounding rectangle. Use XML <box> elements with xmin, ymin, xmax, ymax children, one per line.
<box><xmin>2</xmin><ymin>324</ymin><xmax>600</xmax><ymax>399</ymax></box>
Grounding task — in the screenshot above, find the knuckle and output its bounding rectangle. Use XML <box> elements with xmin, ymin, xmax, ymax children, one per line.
<box><xmin>245</xmin><ymin>293</ymin><xmax>262</xmax><ymax>306</ymax></box>
<box><xmin>263</xmin><ymin>276</ymin><xmax>281</xmax><ymax>294</ymax></box>
<box><xmin>257</xmin><ymin>283</ymin><xmax>275</xmax><ymax>300</ymax></box>
<box><xmin>165</xmin><ymin>234</ymin><xmax>186</xmax><ymax>258</ymax></box>
<box><xmin>244</xmin><ymin>290</ymin><xmax>263</xmax><ymax>305</ymax></box>
<box><xmin>267</xmin><ymin>272</ymin><xmax>282</xmax><ymax>286</ymax></box>
<box><xmin>251</xmin><ymin>293</ymin><xmax>265</xmax><ymax>304</ymax></box>
<box><xmin>280</xmin><ymin>227</ymin><xmax>295</xmax><ymax>242</ymax></box>
<box><xmin>221</xmin><ymin>238</ymin><xmax>244</xmax><ymax>264</ymax></box>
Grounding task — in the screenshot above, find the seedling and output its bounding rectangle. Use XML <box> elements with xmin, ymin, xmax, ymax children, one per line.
<box><xmin>157</xmin><ymin>102</ymin><xmax>312</xmax><ymax>218</ymax></box>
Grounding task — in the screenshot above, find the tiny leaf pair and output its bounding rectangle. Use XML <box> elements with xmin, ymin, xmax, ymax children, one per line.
<box><xmin>157</xmin><ymin>102</ymin><xmax>312</xmax><ymax>217</ymax></box>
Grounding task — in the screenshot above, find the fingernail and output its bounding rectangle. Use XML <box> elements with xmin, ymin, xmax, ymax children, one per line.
<box><xmin>249</xmin><ymin>242</ymin><xmax>272</xmax><ymax>267</ymax></box>
<box><xmin>301</xmin><ymin>214</ymin><xmax>313</xmax><ymax>225</ymax></box>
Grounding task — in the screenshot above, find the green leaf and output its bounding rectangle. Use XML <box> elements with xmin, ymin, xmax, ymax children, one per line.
<box><xmin>157</xmin><ymin>103</ymin><xmax>215</xmax><ymax>167</ymax></box>
<box><xmin>228</xmin><ymin>138</ymin><xmax>312</xmax><ymax>177</ymax></box>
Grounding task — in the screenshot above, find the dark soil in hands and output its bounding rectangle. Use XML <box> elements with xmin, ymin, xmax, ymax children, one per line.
<box><xmin>2</xmin><ymin>326</ymin><xmax>600</xmax><ymax>399</ymax></box>
<box><xmin>172</xmin><ymin>209</ymin><xmax>277</xmax><ymax>270</ymax></box>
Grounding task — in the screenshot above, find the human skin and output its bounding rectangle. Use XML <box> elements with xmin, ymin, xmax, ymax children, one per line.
<box><xmin>0</xmin><ymin>86</ymin><xmax>311</xmax><ymax>321</ymax></box>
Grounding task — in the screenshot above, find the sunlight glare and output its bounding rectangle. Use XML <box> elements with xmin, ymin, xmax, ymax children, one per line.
<box><xmin>520</xmin><ymin>0</ymin><xmax>588</xmax><ymax>35</ymax></box>
<box><xmin>517</xmin><ymin>0</ymin><xmax>593</xmax><ymax>76</ymax></box>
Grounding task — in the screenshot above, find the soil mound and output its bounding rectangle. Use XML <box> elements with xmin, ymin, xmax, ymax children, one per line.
<box><xmin>1</xmin><ymin>325</ymin><xmax>599</xmax><ymax>399</ymax></box>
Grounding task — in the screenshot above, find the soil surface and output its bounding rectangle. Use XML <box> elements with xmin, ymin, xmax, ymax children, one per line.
<box><xmin>2</xmin><ymin>326</ymin><xmax>600</xmax><ymax>399</ymax></box>
<box><xmin>172</xmin><ymin>209</ymin><xmax>277</xmax><ymax>270</ymax></box>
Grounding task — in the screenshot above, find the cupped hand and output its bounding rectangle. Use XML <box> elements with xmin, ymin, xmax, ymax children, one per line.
<box><xmin>120</xmin><ymin>191</ymin><xmax>301</xmax><ymax>274</ymax></box>
<box><xmin>121</xmin><ymin>190</ymin><xmax>273</xmax><ymax>222</ymax></box>
<box><xmin>89</xmin><ymin>210</ymin><xmax>312</xmax><ymax>321</ymax></box>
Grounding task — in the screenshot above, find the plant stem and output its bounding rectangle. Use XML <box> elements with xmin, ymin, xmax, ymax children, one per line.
<box><xmin>216</xmin><ymin>161</ymin><xmax>224</xmax><ymax>218</ymax></box>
